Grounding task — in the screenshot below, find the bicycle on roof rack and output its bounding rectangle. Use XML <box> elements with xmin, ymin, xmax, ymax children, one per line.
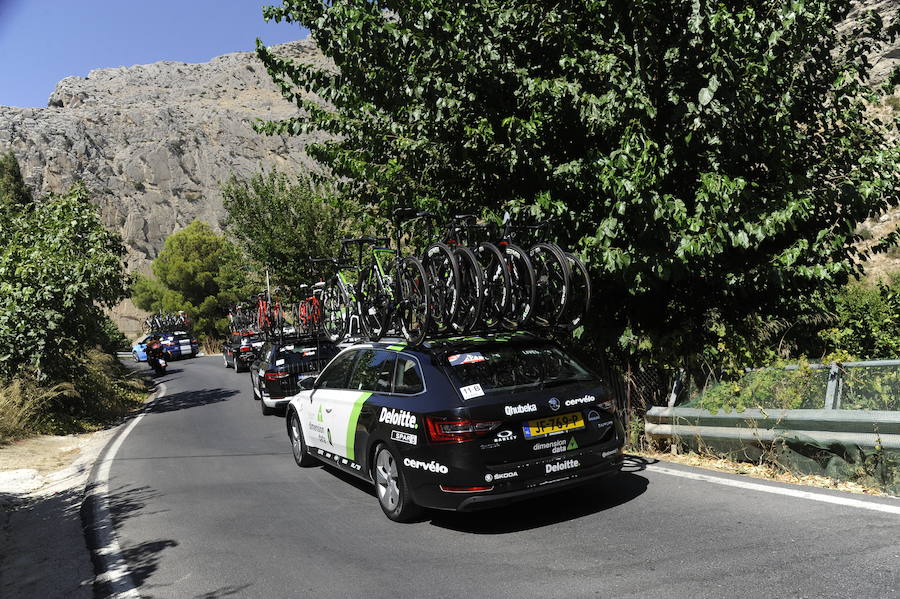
<box><xmin>356</xmin><ymin>208</ymin><xmax>432</xmax><ymax>345</ymax></box>
<box><xmin>316</xmin><ymin>242</ymin><xmax>373</xmax><ymax>343</ymax></box>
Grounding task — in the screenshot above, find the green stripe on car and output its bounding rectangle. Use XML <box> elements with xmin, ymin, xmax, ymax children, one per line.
<box><xmin>346</xmin><ymin>392</ymin><xmax>372</xmax><ymax>460</ymax></box>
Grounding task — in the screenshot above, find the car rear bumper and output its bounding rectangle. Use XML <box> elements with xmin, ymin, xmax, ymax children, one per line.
<box><xmin>455</xmin><ymin>459</ymin><xmax>622</xmax><ymax>511</ymax></box>
<box><xmin>411</xmin><ymin>450</ymin><xmax>625</xmax><ymax>511</ymax></box>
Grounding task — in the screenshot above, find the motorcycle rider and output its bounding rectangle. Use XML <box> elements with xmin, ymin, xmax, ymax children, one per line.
<box><xmin>145</xmin><ymin>335</ymin><xmax>167</xmax><ymax>374</ymax></box>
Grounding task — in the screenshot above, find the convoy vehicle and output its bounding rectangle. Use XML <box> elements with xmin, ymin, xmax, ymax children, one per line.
<box><xmin>250</xmin><ymin>338</ymin><xmax>341</xmax><ymax>415</ymax></box>
<box><xmin>284</xmin><ymin>333</ymin><xmax>624</xmax><ymax>521</ymax></box>
<box><xmin>160</xmin><ymin>331</ymin><xmax>199</xmax><ymax>360</ymax></box>
<box><xmin>132</xmin><ymin>335</ymin><xmax>152</xmax><ymax>361</ymax></box>
<box><xmin>222</xmin><ymin>331</ymin><xmax>264</xmax><ymax>372</ymax></box>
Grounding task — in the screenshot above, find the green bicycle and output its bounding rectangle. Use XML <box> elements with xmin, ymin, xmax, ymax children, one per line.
<box><xmin>357</xmin><ymin>209</ymin><xmax>432</xmax><ymax>345</ymax></box>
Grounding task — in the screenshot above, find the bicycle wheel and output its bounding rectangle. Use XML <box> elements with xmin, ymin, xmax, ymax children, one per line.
<box><xmin>562</xmin><ymin>252</ymin><xmax>592</xmax><ymax>330</ymax></box>
<box><xmin>451</xmin><ymin>246</ymin><xmax>484</xmax><ymax>333</ymax></box>
<box><xmin>475</xmin><ymin>242</ymin><xmax>511</xmax><ymax>330</ymax></box>
<box><xmin>397</xmin><ymin>256</ymin><xmax>431</xmax><ymax>345</ymax></box>
<box><xmin>323</xmin><ymin>276</ymin><xmax>350</xmax><ymax>342</ymax></box>
<box><xmin>422</xmin><ymin>243</ymin><xmax>461</xmax><ymax>335</ymax></box>
<box><xmin>358</xmin><ymin>265</ymin><xmax>390</xmax><ymax>341</ymax></box>
<box><xmin>501</xmin><ymin>243</ymin><xmax>536</xmax><ymax>330</ymax></box>
<box><xmin>528</xmin><ymin>242</ymin><xmax>571</xmax><ymax>327</ymax></box>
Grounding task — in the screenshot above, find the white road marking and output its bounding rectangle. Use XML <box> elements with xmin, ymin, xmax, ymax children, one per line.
<box><xmin>647</xmin><ymin>464</ymin><xmax>900</xmax><ymax>515</ymax></box>
<box><xmin>88</xmin><ymin>382</ymin><xmax>166</xmax><ymax>597</ymax></box>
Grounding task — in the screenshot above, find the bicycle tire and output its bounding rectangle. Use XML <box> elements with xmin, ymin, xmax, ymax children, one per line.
<box><xmin>475</xmin><ymin>242</ymin><xmax>511</xmax><ymax>330</ymax></box>
<box><xmin>528</xmin><ymin>242</ymin><xmax>571</xmax><ymax>327</ymax></box>
<box><xmin>323</xmin><ymin>276</ymin><xmax>350</xmax><ymax>343</ymax></box>
<box><xmin>451</xmin><ymin>245</ymin><xmax>484</xmax><ymax>333</ymax></box>
<box><xmin>397</xmin><ymin>256</ymin><xmax>431</xmax><ymax>345</ymax></box>
<box><xmin>500</xmin><ymin>243</ymin><xmax>536</xmax><ymax>329</ymax></box>
<box><xmin>562</xmin><ymin>252</ymin><xmax>592</xmax><ymax>330</ymax></box>
<box><xmin>422</xmin><ymin>242</ymin><xmax>461</xmax><ymax>335</ymax></box>
<box><xmin>358</xmin><ymin>265</ymin><xmax>390</xmax><ymax>341</ymax></box>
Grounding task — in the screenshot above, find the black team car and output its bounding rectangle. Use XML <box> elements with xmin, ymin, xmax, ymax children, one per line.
<box><xmin>284</xmin><ymin>332</ymin><xmax>625</xmax><ymax>522</ymax></box>
<box><xmin>222</xmin><ymin>330</ymin><xmax>264</xmax><ymax>372</ymax></box>
<box><xmin>250</xmin><ymin>338</ymin><xmax>341</xmax><ymax>415</ymax></box>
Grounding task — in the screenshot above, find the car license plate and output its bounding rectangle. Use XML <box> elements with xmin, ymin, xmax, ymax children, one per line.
<box><xmin>522</xmin><ymin>412</ymin><xmax>584</xmax><ymax>439</ymax></box>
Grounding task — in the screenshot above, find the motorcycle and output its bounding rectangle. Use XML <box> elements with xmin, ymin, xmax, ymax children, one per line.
<box><xmin>146</xmin><ymin>340</ymin><xmax>168</xmax><ymax>375</ymax></box>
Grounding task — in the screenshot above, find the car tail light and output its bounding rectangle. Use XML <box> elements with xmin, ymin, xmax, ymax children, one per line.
<box><xmin>439</xmin><ymin>485</ymin><xmax>494</xmax><ymax>493</ymax></box>
<box><xmin>425</xmin><ymin>417</ymin><xmax>501</xmax><ymax>444</ymax></box>
<box><xmin>264</xmin><ymin>371</ymin><xmax>289</xmax><ymax>381</ymax></box>
<box><xmin>240</xmin><ymin>346</ymin><xmax>252</xmax><ymax>352</ymax></box>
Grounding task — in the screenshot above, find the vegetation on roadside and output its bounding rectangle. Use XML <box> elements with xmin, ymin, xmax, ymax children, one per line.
<box><xmin>221</xmin><ymin>169</ymin><xmax>362</xmax><ymax>292</ymax></box>
<box><xmin>256</xmin><ymin>0</ymin><xmax>900</xmax><ymax>377</ymax></box>
<box><xmin>131</xmin><ymin>220</ymin><xmax>255</xmax><ymax>340</ymax></box>
<box><xmin>0</xmin><ymin>151</ymin><xmax>144</xmax><ymax>441</ymax></box>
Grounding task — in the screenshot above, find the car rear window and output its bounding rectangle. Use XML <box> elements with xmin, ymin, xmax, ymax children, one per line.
<box><xmin>443</xmin><ymin>344</ymin><xmax>593</xmax><ymax>398</ymax></box>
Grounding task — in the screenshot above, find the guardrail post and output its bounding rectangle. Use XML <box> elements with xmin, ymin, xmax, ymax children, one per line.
<box><xmin>824</xmin><ymin>362</ymin><xmax>840</xmax><ymax>410</ymax></box>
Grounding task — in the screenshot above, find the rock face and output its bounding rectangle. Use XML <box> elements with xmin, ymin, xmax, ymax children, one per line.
<box><xmin>0</xmin><ymin>40</ymin><xmax>325</xmax><ymax>335</ymax></box>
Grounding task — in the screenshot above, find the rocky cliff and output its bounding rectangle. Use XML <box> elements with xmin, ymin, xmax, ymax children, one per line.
<box><xmin>0</xmin><ymin>40</ymin><xmax>325</xmax><ymax>334</ymax></box>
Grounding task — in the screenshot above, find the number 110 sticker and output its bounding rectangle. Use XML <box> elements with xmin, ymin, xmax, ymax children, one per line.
<box><xmin>459</xmin><ymin>383</ymin><xmax>485</xmax><ymax>399</ymax></box>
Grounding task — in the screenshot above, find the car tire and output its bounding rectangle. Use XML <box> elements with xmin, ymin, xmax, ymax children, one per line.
<box><xmin>251</xmin><ymin>384</ymin><xmax>260</xmax><ymax>401</ymax></box>
<box><xmin>235</xmin><ymin>360</ymin><xmax>244</xmax><ymax>373</ymax></box>
<box><xmin>223</xmin><ymin>353</ymin><xmax>231</xmax><ymax>369</ymax></box>
<box><xmin>261</xmin><ymin>397</ymin><xmax>275</xmax><ymax>416</ymax></box>
<box><xmin>372</xmin><ymin>444</ymin><xmax>423</xmax><ymax>523</ymax></box>
<box><xmin>287</xmin><ymin>409</ymin><xmax>317</xmax><ymax>467</ymax></box>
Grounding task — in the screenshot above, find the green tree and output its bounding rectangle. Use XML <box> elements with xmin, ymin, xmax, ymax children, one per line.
<box><xmin>256</xmin><ymin>1</ymin><xmax>900</xmax><ymax>371</ymax></box>
<box><xmin>131</xmin><ymin>220</ymin><xmax>254</xmax><ymax>338</ymax></box>
<box><xmin>819</xmin><ymin>275</ymin><xmax>900</xmax><ymax>360</ymax></box>
<box><xmin>0</xmin><ymin>181</ymin><xmax>128</xmax><ymax>379</ymax></box>
<box><xmin>221</xmin><ymin>170</ymin><xmax>355</xmax><ymax>291</ymax></box>
<box><xmin>0</xmin><ymin>150</ymin><xmax>33</xmax><ymax>212</ymax></box>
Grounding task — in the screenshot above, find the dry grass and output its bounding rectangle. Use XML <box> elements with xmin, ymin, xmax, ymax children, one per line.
<box><xmin>0</xmin><ymin>350</ymin><xmax>148</xmax><ymax>442</ymax></box>
<box><xmin>637</xmin><ymin>448</ymin><xmax>889</xmax><ymax>496</ymax></box>
<box><xmin>200</xmin><ymin>337</ymin><xmax>222</xmax><ymax>356</ymax></box>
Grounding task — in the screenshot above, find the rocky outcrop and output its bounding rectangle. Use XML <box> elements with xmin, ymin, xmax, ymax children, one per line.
<box><xmin>0</xmin><ymin>40</ymin><xmax>326</xmax><ymax>334</ymax></box>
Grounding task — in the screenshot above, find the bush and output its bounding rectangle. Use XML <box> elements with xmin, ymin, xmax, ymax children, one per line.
<box><xmin>0</xmin><ymin>180</ymin><xmax>128</xmax><ymax>379</ymax></box>
<box><xmin>0</xmin><ymin>350</ymin><xmax>147</xmax><ymax>440</ymax></box>
<box><xmin>687</xmin><ymin>359</ymin><xmax>830</xmax><ymax>412</ymax></box>
<box><xmin>819</xmin><ymin>276</ymin><xmax>900</xmax><ymax>359</ymax></box>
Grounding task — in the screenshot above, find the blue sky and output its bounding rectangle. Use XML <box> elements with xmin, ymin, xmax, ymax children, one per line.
<box><xmin>0</xmin><ymin>0</ymin><xmax>309</xmax><ymax>108</ymax></box>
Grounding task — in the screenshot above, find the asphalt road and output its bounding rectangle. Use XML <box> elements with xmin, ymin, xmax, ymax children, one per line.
<box><xmin>106</xmin><ymin>357</ymin><xmax>900</xmax><ymax>598</ymax></box>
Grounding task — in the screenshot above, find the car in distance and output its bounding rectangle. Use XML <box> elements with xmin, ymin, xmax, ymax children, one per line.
<box><xmin>250</xmin><ymin>339</ymin><xmax>341</xmax><ymax>415</ymax></box>
<box><xmin>159</xmin><ymin>331</ymin><xmax>199</xmax><ymax>360</ymax></box>
<box><xmin>222</xmin><ymin>330</ymin><xmax>264</xmax><ymax>372</ymax></box>
<box><xmin>131</xmin><ymin>335</ymin><xmax>152</xmax><ymax>361</ymax></box>
<box><xmin>284</xmin><ymin>333</ymin><xmax>625</xmax><ymax>522</ymax></box>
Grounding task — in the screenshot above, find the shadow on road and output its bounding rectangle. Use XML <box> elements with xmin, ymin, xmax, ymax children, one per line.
<box><xmin>430</xmin><ymin>457</ymin><xmax>652</xmax><ymax>534</ymax></box>
<box><xmin>83</xmin><ymin>482</ymin><xmax>178</xmax><ymax>594</ymax></box>
<box><xmin>1</xmin><ymin>485</ymin><xmax>94</xmax><ymax>598</ymax></box>
<box><xmin>147</xmin><ymin>388</ymin><xmax>239</xmax><ymax>414</ymax></box>
<box><xmin>193</xmin><ymin>583</ymin><xmax>254</xmax><ymax>598</ymax></box>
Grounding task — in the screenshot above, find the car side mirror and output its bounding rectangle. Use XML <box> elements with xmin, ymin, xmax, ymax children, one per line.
<box><xmin>300</xmin><ymin>377</ymin><xmax>316</xmax><ymax>390</ymax></box>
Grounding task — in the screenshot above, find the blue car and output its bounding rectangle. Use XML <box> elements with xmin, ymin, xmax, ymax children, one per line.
<box><xmin>132</xmin><ymin>334</ymin><xmax>152</xmax><ymax>362</ymax></box>
<box><xmin>132</xmin><ymin>331</ymin><xmax>199</xmax><ymax>361</ymax></box>
<box><xmin>159</xmin><ymin>331</ymin><xmax>199</xmax><ymax>360</ymax></box>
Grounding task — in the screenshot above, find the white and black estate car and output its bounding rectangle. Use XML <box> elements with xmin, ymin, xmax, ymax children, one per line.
<box><xmin>285</xmin><ymin>332</ymin><xmax>625</xmax><ymax>522</ymax></box>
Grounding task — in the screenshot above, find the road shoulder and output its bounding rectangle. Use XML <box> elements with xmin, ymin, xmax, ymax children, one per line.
<box><xmin>0</xmin><ymin>428</ymin><xmax>117</xmax><ymax>599</ymax></box>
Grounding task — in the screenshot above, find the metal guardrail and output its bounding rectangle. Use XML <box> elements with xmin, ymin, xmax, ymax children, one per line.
<box><xmin>645</xmin><ymin>406</ymin><xmax>900</xmax><ymax>451</ymax></box>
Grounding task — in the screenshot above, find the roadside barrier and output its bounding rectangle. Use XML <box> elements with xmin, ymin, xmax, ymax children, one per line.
<box><xmin>646</xmin><ymin>360</ymin><xmax>900</xmax><ymax>495</ymax></box>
